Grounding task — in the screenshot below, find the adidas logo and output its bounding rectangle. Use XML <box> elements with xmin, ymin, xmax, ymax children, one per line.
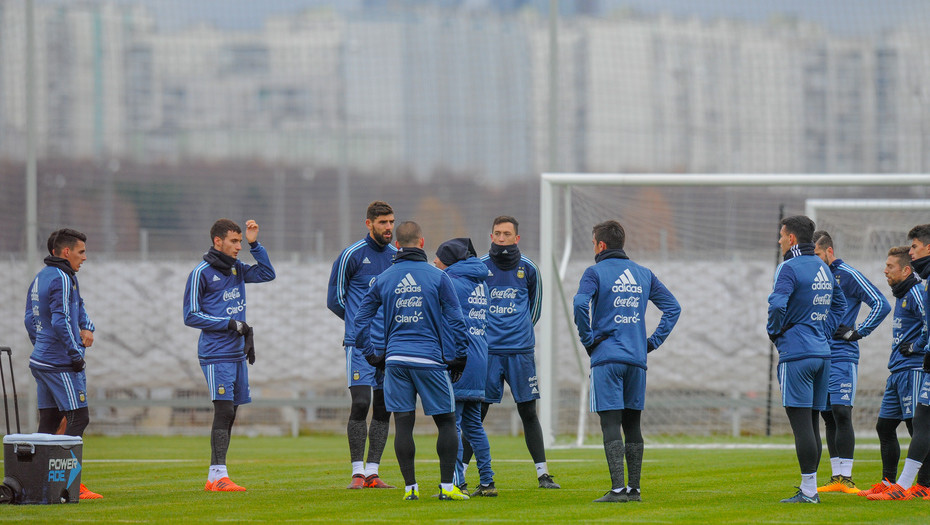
<box><xmin>212</xmin><ymin>275</ymin><xmax>221</xmax><ymax>282</ymax></box>
<box><xmin>812</xmin><ymin>267</ymin><xmax>832</xmax><ymax>290</ymax></box>
<box><xmin>394</xmin><ymin>273</ymin><xmax>422</xmax><ymax>294</ymax></box>
<box><xmin>923</xmin><ymin>392</ymin><xmax>929</xmax><ymax>399</ymax></box>
<box><xmin>468</xmin><ymin>285</ymin><xmax>487</xmax><ymax>305</ymax></box>
<box><xmin>362</xmin><ymin>257</ymin><xmax>371</xmax><ymax>264</ymax></box>
<box><xmin>611</xmin><ymin>269</ymin><xmax>642</xmax><ymax>293</ymax></box>
<box><xmin>841</xmin><ymin>394</ymin><xmax>850</xmax><ymax>400</ymax></box>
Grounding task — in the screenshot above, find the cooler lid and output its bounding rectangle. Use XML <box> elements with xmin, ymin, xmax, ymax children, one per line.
<box><xmin>3</xmin><ymin>433</ymin><xmax>83</xmax><ymax>446</ymax></box>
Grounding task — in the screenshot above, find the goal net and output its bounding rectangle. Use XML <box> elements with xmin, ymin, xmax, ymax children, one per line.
<box><xmin>538</xmin><ymin>173</ymin><xmax>930</xmax><ymax>446</ymax></box>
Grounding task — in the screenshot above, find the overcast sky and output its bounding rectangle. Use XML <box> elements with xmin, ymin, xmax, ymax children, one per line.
<box><xmin>65</xmin><ymin>0</ymin><xmax>930</xmax><ymax>37</ymax></box>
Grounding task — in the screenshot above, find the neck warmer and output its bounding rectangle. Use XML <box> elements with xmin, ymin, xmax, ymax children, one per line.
<box><xmin>203</xmin><ymin>247</ymin><xmax>237</xmax><ymax>275</ymax></box>
<box><xmin>394</xmin><ymin>247</ymin><xmax>427</xmax><ymax>263</ymax></box>
<box><xmin>595</xmin><ymin>248</ymin><xmax>629</xmax><ymax>264</ymax></box>
<box><xmin>44</xmin><ymin>256</ymin><xmax>75</xmax><ymax>276</ymax></box>
<box><xmin>783</xmin><ymin>242</ymin><xmax>816</xmax><ymax>261</ymax></box>
<box><xmin>912</xmin><ymin>255</ymin><xmax>930</xmax><ymax>280</ymax></box>
<box><xmin>892</xmin><ymin>273</ymin><xmax>920</xmax><ymax>299</ymax></box>
<box><xmin>489</xmin><ymin>243</ymin><xmax>521</xmax><ymax>271</ymax></box>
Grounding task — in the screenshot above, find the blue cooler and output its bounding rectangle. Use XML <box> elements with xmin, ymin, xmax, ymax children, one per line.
<box><xmin>2</xmin><ymin>433</ymin><xmax>83</xmax><ymax>504</ymax></box>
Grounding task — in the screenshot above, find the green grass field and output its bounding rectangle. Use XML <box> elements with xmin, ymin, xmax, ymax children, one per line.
<box><xmin>2</xmin><ymin>434</ymin><xmax>930</xmax><ymax>523</ymax></box>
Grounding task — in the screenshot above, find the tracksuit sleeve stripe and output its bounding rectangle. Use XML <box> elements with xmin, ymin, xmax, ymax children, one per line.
<box><xmin>842</xmin><ymin>265</ymin><xmax>888</xmax><ymax>331</ymax></box>
<box><xmin>58</xmin><ymin>270</ymin><xmax>81</xmax><ymax>353</ymax></box>
<box><xmin>524</xmin><ymin>256</ymin><xmax>543</xmax><ymax>324</ymax></box>
<box><xmin>189</xmin><ymin>263</ymin><xmax>226</xmax><ymax>322</ymax></box>
<box><xmin>336</xmin><ymin>241</ymin><xmax>363</xmax><ymax>309</ymax></box>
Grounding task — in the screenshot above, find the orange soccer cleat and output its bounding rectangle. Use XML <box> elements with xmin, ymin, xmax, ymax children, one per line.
<box><xmin>205</xmin><ymin>477</ymin><xmax>246</xmax><ymax>492</ymax></box>
<box><xmin>867</xmin><ymin>483</ymin><xmax>912</xmax><ymax>501</ymax></box>
<box><xmin>79</xmin><ymin>483</ymin><xmax>103</xmax><ymax>500</ymax></box>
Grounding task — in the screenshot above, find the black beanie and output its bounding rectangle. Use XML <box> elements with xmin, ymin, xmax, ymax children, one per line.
<box><xmin>436</xmin><ymin>237</ymin><xmax>477</xmax><ymax>266</ymax></box>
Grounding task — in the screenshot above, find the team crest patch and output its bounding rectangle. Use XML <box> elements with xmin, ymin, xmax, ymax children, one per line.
<box><xmin>78</xmin><ymin>391</ymin><xmax>86</xmax><ymax>403</ymax></box>
<box><xmin>232</xmin><ymin>267</ymin><xmax>237</xmax><ymax>276</ymax></box>
<box><xmin>218</xmin><ymin>385</ymin><xmax>226</xmax><ymax>396</ymax></box>
<box><xmin>517</xmin><ymin>268</ymin><xmax>525</xmax><ymax>279</ymax></box>
<box><xmin>903</xmin><ymin>299</ymin><xmax>908</xmax><ymax>308</ymax></box>
<box><xmin>353</xmin><ymin>371</ymin><xmax>360</xmax><ymax>381</ymax></box>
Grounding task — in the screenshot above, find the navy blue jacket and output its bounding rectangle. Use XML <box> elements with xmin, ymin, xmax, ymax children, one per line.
<box><xmin>441</xmin><ymin>256</ymin><xmax>490</xmax><ymax>400</ymax></box>
<box><xmin>572</xmin><ymin>250</ymin><xmax>680</xmax><ymax>370</ymax></box>
<box><xmin>183</xmin><ymin>242</ymin><xmax>276</xmax><ymax>364</ymax></box>
<box><xmin>327</xmin><ymin>234</ymin><xmax>397</xmax><ymax>348</ymax></box>
<box><xmin>888</xmin><ymin>278</ymin><xmax>927</xmax><ymax>373</ymax></box>
<box><xmin>25</xmin><ymin>259</ymin><xmax>94</xmax><ymax>371</ymax></box>
<box><xmin>828</xmin><ymin>259</ymin><xmax>890</xmax><ymax>363</ymax></box>
<box><xmin>768</xmin><ymin>247</ymin><xmax>847</xmax><ymax>364</ymax></box>
<box><xmin>354</xmin><ymin>249</ymin><xmax>468</xmax><ymax>369</ymax></box>
<box><xmin>481</xmin><ymin>250</ymin><xmax>541</xmax><ymax>354</ymax></box>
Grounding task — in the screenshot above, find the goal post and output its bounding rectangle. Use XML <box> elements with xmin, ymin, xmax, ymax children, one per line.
<box><xmin>538</xmin><ymin>173</ymin><xmax>930</xmax><ymax>446</ymax></box>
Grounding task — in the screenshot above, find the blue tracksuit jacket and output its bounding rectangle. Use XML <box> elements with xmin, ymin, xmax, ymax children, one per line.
<box><xmin>888</xmin><ymin>279</ymin><xmax>927</xmax><ymax>373</ymax></box>
<box><xmin>25</xmin><ymin>262</ymin><xmax>94</xmax><ymax>371</ymax></box>
<box><xmin>183</xmin><ymin>242</ymin><xmax>276</xmax><ymax>364</ymax></box>
<box><xmin>768</xmin><ymin>250</ymin><xmax>847</xmax><ymax>364</ymax></box>
<box><xmin>572</xmin><ymin>250</ymin><xmax>680</xmax><ymax>370</ymax></box>
<box><xmin>327</xmin><ymin>234</ymin><xmax>397</xmax><ymax>348</ymax></box>
<box><xmin>354</xmin><ymin>251</ymin><xmax>468</xmax><ymax>369</ymax></box>
<box><xmin>480</xmin><ymin>253</ymin><xmax>541</xmax><ymax>354</ymax></box>
<box><xmin>828</xmin><ymin>259</ymin><xmax>890</xmax><ymax>363</ymax></box>
<box><xmin>441</xmin><ymin>257</ymin><xmax>490</xmax><ymax>400</ymax></box>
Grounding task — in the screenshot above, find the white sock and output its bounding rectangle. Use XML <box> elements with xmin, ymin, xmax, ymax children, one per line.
<box><xmin>829</xmin><ymin>457</ymin><xmax>840</xmax><ymax>477</ymax></box>
<box><xmin>406</xmin><ymin>483</ymin><xmax>418</xmax><ymax>493</ymax></box>
<box><xmin>838</xmin><ymin>458</ymin><xmax>853</xmax><ymax>478</ymax></box>
<box><xmin>209</xmin><ymin>464</ymin><xmax>228</xmax><ymax>482</ymax></box>
<box><xmin>535</xmin><ymin>462</ymin><xmax>548</xmax><ymax>477</ymax></box>
<box><xmin>611</xmin><ymin>487</ymin><xmax>624</xmax><ymax>494</ymax></box>
<box><xmin>352</xmin><ymin>461</ymin><xmax>365</xmax><ymax>476</ymax></box>
<box><xmin>364</xmin><ymin>463</ymin><xmax>379</xmax><ymax>477</ymax></box>
<box><xmin>462</xmin><ymin>462</ymin><xmax>469</xmax><ymax>479</ymax></box>
<box><xmin>800</xmin><ymin>472</ymin><xmax>817</xmax><ymax>497</ymax></box>
<box><xmin>440</xmin><ymin>482</ymin><xmax>455</xmax><ymax>492</ymax></box>
<box><xmin>897</xmin><ymin>458</ymin><xmax>922</xmax><ymax>490</ymax></box>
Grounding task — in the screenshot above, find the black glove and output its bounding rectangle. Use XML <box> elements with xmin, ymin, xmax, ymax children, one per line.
<box><xmin>365</xmin><ymin>351</ymin><xmax>385</xmax><ymax>371</ymax></box>
<box><xmin>71</xmin><ymin>359</ymin><xmax>85</xmax><ymax>373</ymax></box>
<box><xmin>243</xmin><ymin>325</ymin><xmax>255</xmax><ymax>365</ymax></box>
<box><xmin>647</xmin><ymin>341</ymin><xmax>656</xmax><ymax>353</ymax></box>
<box><xmin>447</xmin><ymin>355</ymin><xmax>467</xmax><ymax>383</ymax></box>
<box><xmin>924</xmin><ymin>352</ymin><xmax>930</xmax><ymax>373</ymax></box>
<box><xmin>899</xmin><ymin>342</ymin><xmax>915</xmax><ymax>357</ymax></box>
<box><xmin>767</xmin><ymin>332</ymin><xmax>780</xmax><ymax>344</ymax></box>
<box><xmin>584</xmin><ymin>334</ymin><xmax>610</xmax><ymax>356</ymax></box>
<box><xmin>228</xmin><ymin>319</ymin><xmax>251</xmax><ymax>336</ymax></box>
<box><xmin>834</xmin><ymin>325</ymin><xmax>862</xmax><ymax>342</ymax></box>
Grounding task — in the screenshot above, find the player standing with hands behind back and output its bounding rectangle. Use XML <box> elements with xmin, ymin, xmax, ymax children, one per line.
<box><xmin>767</xmin><ymin>215</ymin><xmax>847</xmax><ymax>503</ymax></box>
<box><xmin>184</xmin><ymin>219</ymin><xmax>275</xmax><ymax>492</ymax></box>
<box><xmin>572</xmin><ymin>220</ymin><xmax>680</xmax><ymax>503</ymax></box>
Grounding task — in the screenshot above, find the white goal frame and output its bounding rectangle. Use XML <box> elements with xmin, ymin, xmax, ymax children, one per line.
<box><xmin>538</xmin><ymin>173</ymin><xmax>930</xmax><ymax>446</ymax></box>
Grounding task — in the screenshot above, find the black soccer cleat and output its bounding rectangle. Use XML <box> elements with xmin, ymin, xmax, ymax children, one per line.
<box><xmin>473</xmin><ymin>482</ymin><xmax>498</xmax><ymax>497</ymax></box>
<box><xmin>538</xmin><ymin>473</ymin><xmax>560</xmax><ymax>489</ymax></box>
<box><xmin>594</xmin><ymin>489</ymin><xmax>629</xmax><ymax>503</ymax></box>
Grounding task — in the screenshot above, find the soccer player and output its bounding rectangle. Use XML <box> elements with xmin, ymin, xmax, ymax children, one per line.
<box><xmin>326</xmin><ymin>201</ymin><xmax>397</xmax><ymax>489</ymax></box>
<box><xmin>857</xmin><ymin>246</ymin><xmax>930</xmax><ymax>499</ymax></box>
<box><xmin>24</xmin><ymin>228</ymin><xmax>102</xmax><ymax>500</ymax></box>
<box><xmin>183</xmin><ymin>219</ymin><xmax>275</xmax><ymax>492</ymax></box>
<box><xmin>467</xmin><ymin>215</ymin><xmax>558</xmax><ymax>488</ymax></box>
<box><xmin>767</xmin><ymin>215</ymin><xmax>847</xmax><ymax>504</ymax></box>
<box><xmin>811</xmin><ymin>231</ymin><xmax>890</xmax><ymax>494</ymax></box>
<box><xmin>572</xmin><ymin>220</ymin><xmax>680</xmax><ymax>503</ymax></box>
<box><xmin>864</xmin><ymin>225</ymin><xmax>930</xmax><ymax>500</ymax></box>
<box><xmin>433</xmin><ymin>237</ymin><xmax>496</xmax><ymax>497</ymax></box>
<box><xmin>353</xmin><ymin>221</ymin><xmax>470</xmax><ymax>501</ymax></box>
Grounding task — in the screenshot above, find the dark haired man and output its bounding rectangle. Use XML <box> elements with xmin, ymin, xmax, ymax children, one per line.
<box><xmin>327</xmin><ymin>201</ymin><xmax>397</xmax><ymax>489</ymax></box>
<box><xmin>470</xmin><ymin>215</ymin><xmax>557</xmax><ymax>488</ymax></box>
<box><xmin>25</xmin><ymin>228</ymin><xmax>101</xmax><ymax>500</ymax></box>
<box><xmin>354</xmin><ymin>221</ymin><xmax>470</xmax><ymax>501</ymax></box>
<box><xmin>811</xmin><ymin>231</ymin><xmax>890</xmax><ymax>494</ymax></box>
<box><xmin>768</xmin><ymin>215</ymin><xmax>847</xmax><ymax>503</ymax></box>
<box><xmin>573</xmin><ymin>220</ymin><xmax>680</xmax><ymax>503</ymax></box>
<box><xmin>858</xmin><ymin>246</ymin><xmax>930</xmax><ymax>499</ymax></box>
<box><xmin>864</xmin><ymin>225</ymin><xmax>930</xmax><ymax>500</ymax></box>
<box><xmin>184</xmin><ymin>218</ymin><xmax>275</xmax><ymax>491</ymax></box>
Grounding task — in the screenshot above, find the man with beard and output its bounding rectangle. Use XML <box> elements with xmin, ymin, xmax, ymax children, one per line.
<box><xmin>327</xmin><ymin>201</ymin><xmax>397</xmax><ymax>489</ymax></box>
<box><xmin>858</xmin><ymin>246</ymin><xmax>930</xmax><ymax>499</ymax></box>
<box><xmin>462</xmin><ymin>216</ymin><xmax>558</xmax><ymax>488</ymax></box>
<box><xmin>864</xmin><ymin>225</ymin><xmax>930</xmax><ymax>500</ymax></box>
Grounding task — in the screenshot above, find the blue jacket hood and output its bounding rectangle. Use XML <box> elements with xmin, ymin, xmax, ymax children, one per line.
<box><xmin>447</xmin><ymin>256</ymin><xmax>489</xmax><ymax>283</ymax></box>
